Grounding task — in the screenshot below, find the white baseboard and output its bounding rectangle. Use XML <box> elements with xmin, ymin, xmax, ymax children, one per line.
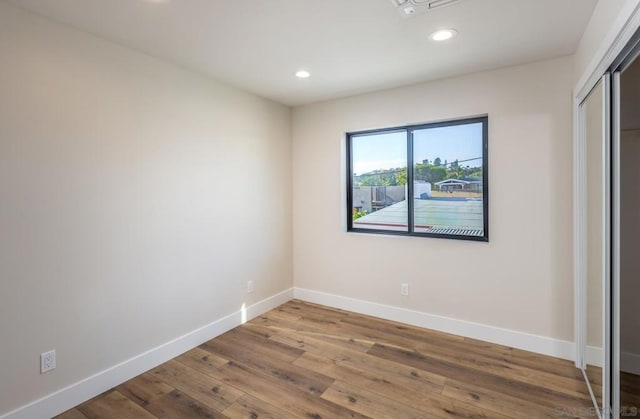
<box><xmin>579</xmin><ymin>347</ymin><xmax>640</xmax><ymax>374</ymax></box>
<box><xmin>622</xmin><ymin>351</ymin><xmax>640</xmax><ymax>375</ymax></box>
<box><xmin>5</xmin><ymin>286</ymin><xmax>580</xmax><ymax>419</ymax></box>
<box><xmin>586</xmin><ymin>345</ymin><xmax>604</xmax><ymax>368</ymax></box>
<box><xmin>293</xmin><ymin>287</ymin><xmax>575</xmax><ymax>361</ymax></box>
<box><xmin>0</xmin><ymin>288</ymin><xmax>293</xmax><ymax>419</ymax></box>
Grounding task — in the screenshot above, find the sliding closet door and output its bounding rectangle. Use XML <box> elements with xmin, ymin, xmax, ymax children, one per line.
<box><xmin>612</xmin><ymin>50</ymin><xmax>640</xmax><ymax>416</ymax></box>
<box><xmin>576</xmin><ymin>12</ymin><xmax>640</xmax><ymax>418</ymax></box>
<box><xmin>579</xmin><ymin>72</ymin><xmax>612</xmax><ymax>417</ymax></box>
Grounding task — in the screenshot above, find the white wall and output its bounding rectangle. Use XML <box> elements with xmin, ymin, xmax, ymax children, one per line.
<box><xmin>292</xmin><ymin>56</ymin><xmax>575</xmax><ymax>342</ymax></box>
<box><xmin>575</xmin><ymin>0</ymin><xmax>627</xmax><ymax>79</ymax></box>
<box><xmin>0</xmin><ymin>3</ymin><xmax>291</xmax><ymax>416</ymax></box>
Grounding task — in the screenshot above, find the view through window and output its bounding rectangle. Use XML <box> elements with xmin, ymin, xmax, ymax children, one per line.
<box><xmin>347</xmin><ymin>116</ymin><xmax>488</xmax><ymax>241</ymax></box>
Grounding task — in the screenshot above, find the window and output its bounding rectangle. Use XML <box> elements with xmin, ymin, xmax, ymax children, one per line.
<box><xmin>347</xmin><ymin>116</ymin><xmax>488</xmax><ymax>241</ymax></box>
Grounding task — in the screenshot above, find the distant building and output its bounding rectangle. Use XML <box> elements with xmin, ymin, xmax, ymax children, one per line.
<box><xmin>435</xmin><ymin>178</ymin><xmax>482</xmax><ymax>192</ymax></box>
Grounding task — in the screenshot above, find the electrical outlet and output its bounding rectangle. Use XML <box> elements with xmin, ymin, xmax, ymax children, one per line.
<box><xmin>400</xmin><ymin>283</ymin><xmax>409</xmax><ymax>296</ymax></box>
<box><xmin>40</xmin><ymin>350</ymin><xmax>56</xmax><ymax>374</ymax></box>
<box><xmin>247</xmin><ymin>280</ymin><xmax>254</xmax><ymax>293</ymax></box>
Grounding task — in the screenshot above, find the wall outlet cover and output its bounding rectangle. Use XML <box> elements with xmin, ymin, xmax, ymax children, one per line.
<box><xmin>41</xmin><ymin>350</ymin><xmax>56</xmax><ymax>374</ymax></box>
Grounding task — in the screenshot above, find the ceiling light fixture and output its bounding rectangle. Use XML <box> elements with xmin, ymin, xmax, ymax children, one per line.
<box><xmin>430</xmin><ymin>29</ymin><xmax>457</xmax><ymax>42</ymax></box>
<box><xmin>295</xmin><ymin>70</ymin><xmax>311</xmax><ymax>79</ymax></box>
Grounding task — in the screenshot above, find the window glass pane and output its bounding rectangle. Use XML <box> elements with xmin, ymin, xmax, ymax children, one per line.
<box><xmin>351</xmin><ymin>131</ymin><xmax>408</xmax><ymax>232</ymax></box>
<box><xmin>412</xmin><ymin>122</ymin><xmax>485</xmax><ymax>237</ymax></box>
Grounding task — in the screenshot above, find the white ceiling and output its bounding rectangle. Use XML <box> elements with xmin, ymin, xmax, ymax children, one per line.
<box><xmin>7</xmin><ymin>0</ymin><xmax>597</xmax><ymax>106</ymax></box>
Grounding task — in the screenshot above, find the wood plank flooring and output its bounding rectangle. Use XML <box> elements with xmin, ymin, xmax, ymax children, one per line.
<box><xmin>585</xmin><ymin>363</ymin><xmax>640</xmax><ymax>412</ymax></box>
<box><xmin>621</xmin><ymin>371</ymin><xmax>640</xmax><ymax>413</ymax></box>
<box><xmin>56</xmin><ymin>300</ymin><xmax>595</xmax><ymax>418</ymax></box>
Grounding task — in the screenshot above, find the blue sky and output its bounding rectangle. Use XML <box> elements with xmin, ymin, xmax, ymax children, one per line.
<box><xmin>352</xmin><ymin>123</ymin><xmax>483</xmax><ymax>175</ymax></box>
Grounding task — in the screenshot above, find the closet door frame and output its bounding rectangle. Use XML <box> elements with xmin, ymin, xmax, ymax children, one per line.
<box><xmin>612</xmin><ymin>70</ymin><xmax>621</xmax><ymax>419</ymax></box>
<box><xmin>576</xmin><ymin>72</ymin><xmax>611</xmax><ymax>418</ymax></box>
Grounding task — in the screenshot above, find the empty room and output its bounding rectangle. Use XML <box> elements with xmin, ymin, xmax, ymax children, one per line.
<box><xmin>1</xmin><ymin>0</ymin><xmax>639</xmax><ymax>418</ymax></box>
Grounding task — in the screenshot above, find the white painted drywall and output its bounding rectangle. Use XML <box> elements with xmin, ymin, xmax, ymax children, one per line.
<box><xmin>292</xmin><ymin>56</ymin><xmax>575</xmax><ymax>341</ymax></box>
<box><xmin>0</xmin><ymin>3</ymin><xmax>291</xmax><ymax>415</ymax></box>
<box><xmin>574</xmin><ymin>0</ymin><xmax>631</xmax><ymax>82</ymax></box>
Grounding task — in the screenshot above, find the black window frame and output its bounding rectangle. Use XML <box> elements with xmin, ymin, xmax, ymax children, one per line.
<box><xmin>346</xmin><ymin>115</ymin><xmax>489</xmax><ymax>242</ymax></box>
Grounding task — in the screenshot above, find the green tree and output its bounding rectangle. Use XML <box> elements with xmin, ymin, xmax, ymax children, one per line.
<box><xmin>358</xmin><ymin>168</ymin><xmax>402</xmax><ymax>186</ymax></box>
<box><xmin>414</xmin><ymin>163</ymin><xmax>430</xmax><ymax>182</ymax></box>
<box><xmin>469</xmin><ymin>169</ymin><xmax>483</xmax><ymax>178</ymax></box>
<box><xmin>381</xmin><ymin>172</ymin><xmax>395</xmax><ymax>186</ymax></box>
<box><xmin>395</xmin><ymin>168</ymin><xmax>407</xmax><ymax>185</ymax></box>
<box><xmin>359</xmin><ymin>176</ymin><xmax>376</xmax><ymax>186</ymax></box>
<box><xmin>429</xmin><ymin>166</ymin><xmax>447</xmax><ymax>182</ymax></box>
<box><xmin>434</xmin><ymin>157</ymin><xmax>442</xmax><ymax>166</ymax></box>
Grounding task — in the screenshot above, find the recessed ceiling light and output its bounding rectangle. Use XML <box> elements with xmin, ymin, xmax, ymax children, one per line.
<box><xmin>295</xmin><ymin>70</ymin><xmax>311</xmax><ymax>79</ymax></box>
<box><xmin>430</xmin><ymin>29</ymin><xmax>458</xmax><ymax>42</ymax></box>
